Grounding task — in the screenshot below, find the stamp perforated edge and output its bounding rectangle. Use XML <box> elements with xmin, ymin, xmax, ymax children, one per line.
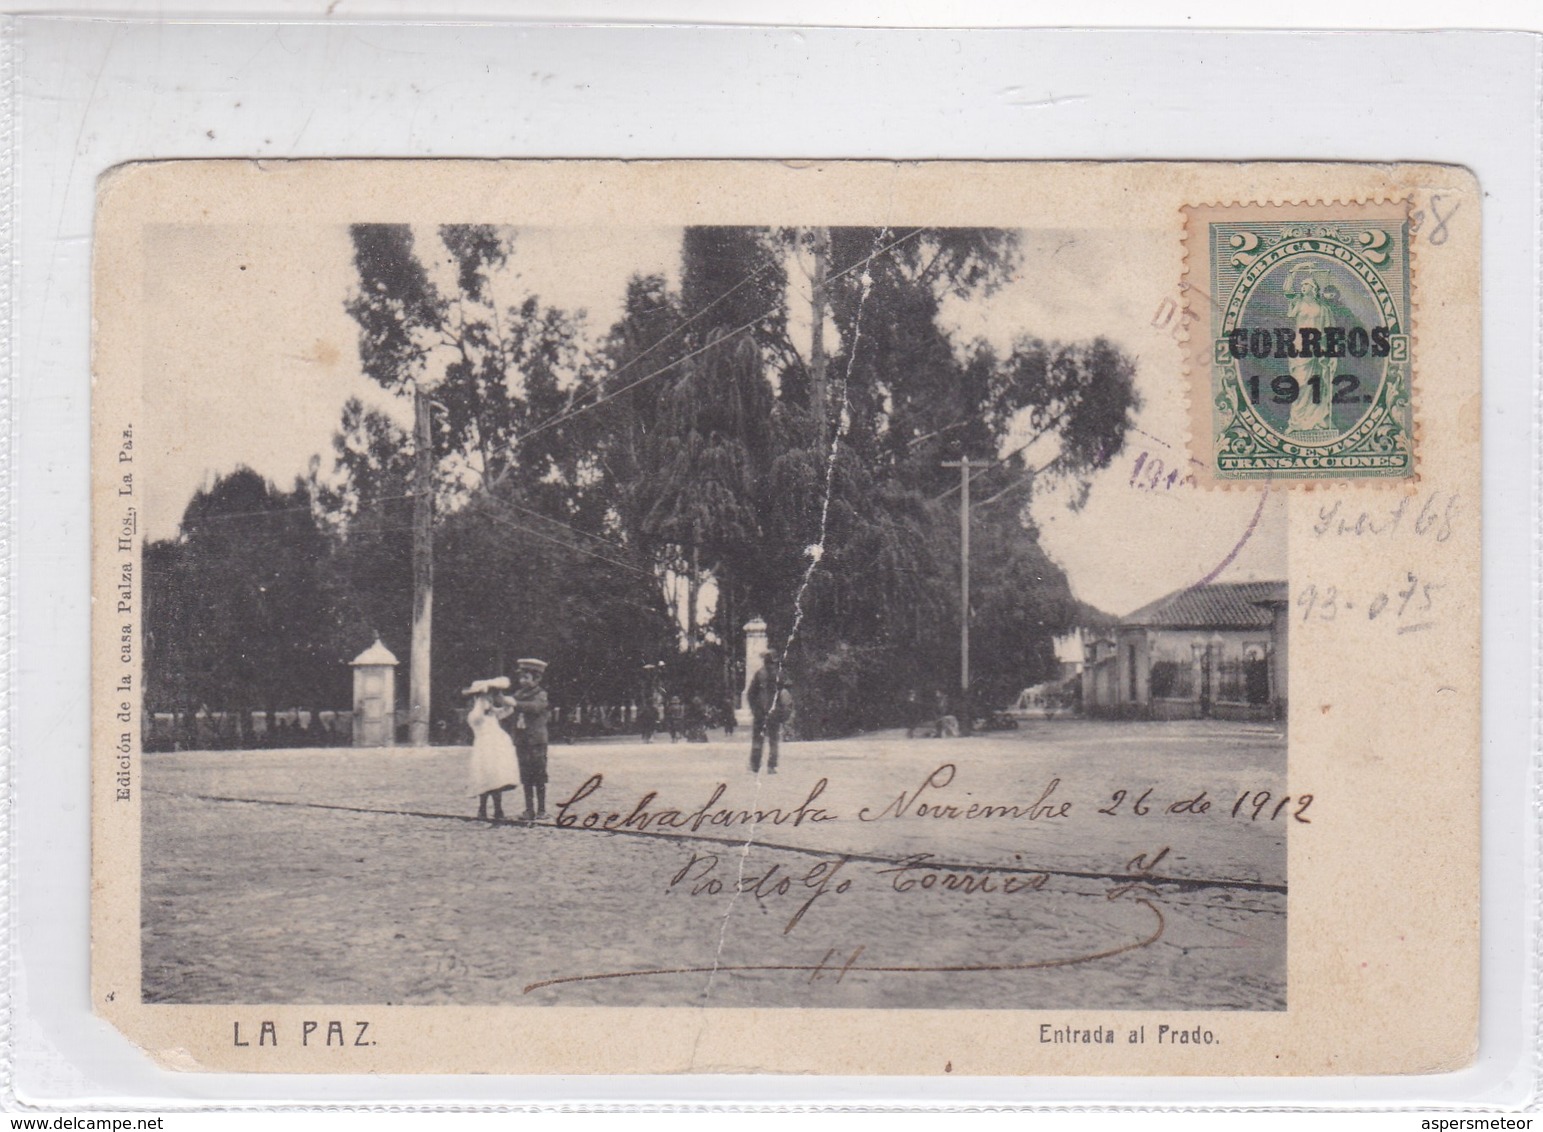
<box><xmin>1179</xmin><ymin>195</ymin><xmax>1421</xmax><ymax>491</ymax></box>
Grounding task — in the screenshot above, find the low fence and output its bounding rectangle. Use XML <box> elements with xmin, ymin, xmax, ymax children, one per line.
<box><xmin>142</xmin><ymin>701</ymin><xmax>737</xmax><ymax>751</ymax></box>
<box><xmin>144</xmin><ymin>710</ymin><xmax>355</xmax><ymax>752</ymax></box>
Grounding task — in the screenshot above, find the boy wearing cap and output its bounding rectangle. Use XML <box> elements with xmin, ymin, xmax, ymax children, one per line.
<box><xmin>511</xmin><ymin>659</ymin><xmax>551</xmax><ymax>820</ymax></box>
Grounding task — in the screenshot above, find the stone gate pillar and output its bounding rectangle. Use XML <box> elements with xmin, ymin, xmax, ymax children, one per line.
<box><xmin>738</xmin><ymin>617</ymin><xmax>767</xmax><ymax>726</ymax></box>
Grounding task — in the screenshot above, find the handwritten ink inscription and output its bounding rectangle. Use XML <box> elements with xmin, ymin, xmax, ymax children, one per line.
<box><xmin>1098</xmin><ymin>787</ymin><xmax>1311</xmax><ymax>823</ymax></box>
<box><xmin>555</xmin><ymin>763</ymin><xmax>1303</xmax><ymax>834</ymax></box>
<box><xmin>1311</xmin><ymin>489</ymin><xmax>1460</xmax><ymax>542</ymax></box>
<box><xmin>1298</xmin><ymin>572</ymin><xmax>1444</xmax><ymax>634</ymax></box>
<box><xmin>669</xmin><ymin>852</ymin><xmax>857</xmax><ymax>934</ymax></box>
<box><xmin>1299</xmin><ymin>492</ymin><xmax>1457</xmax><ymax>638</ymax></box>
<box><xmin>527</xmin><ymin>854</ymin><xmax>1175</xmax><ymax>996</ymax></box>
<box><xmin>1128</xmin><ymin>449</ymin><xmax>1196</xmax><ymax>492</ymax></box>
<box><xmin>523</xmin><ymin>762</ymin><xmax>1292</xmax><ymax>999</ymax></box>
<box><xmin>669</xmin><ymin>849</ymin><xmax>1059</xmax><ymax>936</ymax></box>
<box><xmin>1409</xmin><ymin>194</ymin><xmax>1459</xmax><ymax>246</ymax></box>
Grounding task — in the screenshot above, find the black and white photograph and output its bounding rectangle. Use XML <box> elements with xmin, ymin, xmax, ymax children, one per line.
<box><xmin>130</xmin><ymin>205</ymin><xmax>1287</xmax><ymax>1012</ymax></box>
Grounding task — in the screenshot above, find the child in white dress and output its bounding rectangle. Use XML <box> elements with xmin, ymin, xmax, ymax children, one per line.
<box><xmin>464</xmin><ymin>679</ymin><xmax>520</xmax><ymax>821</ymax></box>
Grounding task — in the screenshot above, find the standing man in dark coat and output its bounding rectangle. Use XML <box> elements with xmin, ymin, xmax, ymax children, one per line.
<box><xmin>511</xmin><ymin>658</ymin><xmax>551</xmax><ymax>820</ymax></box>
<box><xmin>747</xmin><ymin>650</ymin><xmax>790</xmax><ymax>775</ymax></box>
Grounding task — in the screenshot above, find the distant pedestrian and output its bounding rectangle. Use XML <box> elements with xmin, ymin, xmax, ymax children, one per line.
<box><xmin>685</xmin><ymin>694</ymin><xmax>709</xmax><ymax>742</ymax></box>
<box><xmin>933</xmin><ymin>689</ymin><xmax>960</xmax><ymax>738</ymax></box>
<box><xmin>464</xmin><ymin>677</ymin><xmax>519</xmax><ymax>822</ymax></box>
<box><xmin>511</xmin><ymin>659</ymin><xmax>551</xmax><ymax>821</ymax></box>
<box><xmin>638</xmin><ymin>689</ymin><xmax>659</xmax><ymax>743</ymax></box>
<box><xmin>903</xmin><ymin>689</ymin><xmax>924</xmax><ymax>738</ymax></box>
<box><xmin>721</xmin><ymin>691</ymin><xmax>738</xmax><ymax>738</ymax></box>
<box><xmin>748</xmin><ymin>652</ymin><xmax>794</xmax><ymax>775</ymax></box>
<box><xmin>666</xmin><ymin>693</ymin><xmax>684</xmax><ymax>743</ymax></box>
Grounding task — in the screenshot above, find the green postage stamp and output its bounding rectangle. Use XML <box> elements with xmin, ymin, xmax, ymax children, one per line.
<box><xmin>1187</xmin><ymin>200</ymin><xmax>1415</xmax><ymax>482</ymax></box>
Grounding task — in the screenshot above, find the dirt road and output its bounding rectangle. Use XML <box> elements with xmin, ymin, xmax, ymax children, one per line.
<box><xmin>142</xmin><ymin>720</ymin><xmax>1288</xmax><ymax>1009</ymax></box>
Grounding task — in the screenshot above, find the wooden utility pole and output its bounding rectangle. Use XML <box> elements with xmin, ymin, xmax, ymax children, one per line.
<box><xmin>409</xmin><ymin>384</ymin><xmax>434</xmax><ymax>747</ymax></box>
<box><xmin>808</xmin><ymin>226</ymin><xmax>830</xmax><ymax>445</ymax></box>
<box><xmin>686</xmin><ymin>522</ymin><xmax>700</xmax><ymax>657</ymax></box>
<box><xmin>941</xmin><ymin>456</ymin><xmax>972</xmax><ymax>734</ymax></box>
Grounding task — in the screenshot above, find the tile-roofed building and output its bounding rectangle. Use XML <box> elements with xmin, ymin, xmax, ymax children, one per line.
<box><xmin>1082</xmin><ymin>581</ymin><xmax>1288</xmax><ymax>721</ymax></box>
<box><xmin>1122</xmin><ymin>581</ymin><xmax>1287</xmax><ymax>631</ymax></box>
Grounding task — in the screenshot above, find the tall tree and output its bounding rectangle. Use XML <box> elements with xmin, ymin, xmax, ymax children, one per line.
<box><xmin>316</xmin><ymin>397</ymin><xmax>416</xmax><ymax>665</ymax></box>
<box><xmin>145</xmin><ymin>467</ymin><xmax>343</xmax><ymax>744</ymax></box>
<box><xmin>344</xmin><ymin>224</ymin><xmax>589</xmax><ymax>739</ymax></box>
<box><xmin>965</xmin><ymin>503</ymin><xmax>1081</xmax><ymax>710</ymax></box>
<box><xmin>642</xmin><ymin>329</ymin><xmax>775</xmax><ymax>653</ymax></box>
<box><xmin>598</xmin><ymin>225</ymin><xmax>1139</xmax><ymax>734</ymax></box>
<box><xmin>431</xmin><ymin>486</ymin><xmax>674</xmax><ymax>732</ymax></box>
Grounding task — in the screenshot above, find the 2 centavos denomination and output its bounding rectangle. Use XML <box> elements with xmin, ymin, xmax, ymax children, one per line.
<box><xmin>1186</xmin><ymin>201</ymin><xmax>1416</xmax><ymax>483</ymax></box>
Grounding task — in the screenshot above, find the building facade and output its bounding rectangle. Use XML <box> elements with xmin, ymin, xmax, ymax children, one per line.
<box><xmin>1082</xmin><ymin>581</ymin><xmax>1288</xmax><ymax>721</ymax></box>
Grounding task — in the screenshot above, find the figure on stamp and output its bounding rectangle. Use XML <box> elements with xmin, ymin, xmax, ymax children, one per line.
<box><xmin>1284</xmin><ymin>267</ymin><xmax>1339</xmax><ymax>435</ymax></box>
<box><xmin>464</xmin><ymin>677</ymin><xmax>519</xmax><ymax>822</ymax></box>
<box><xmin>511</xmin><ymin>658</ymin><xmax>551</xmax><ymax>821</ymax></box>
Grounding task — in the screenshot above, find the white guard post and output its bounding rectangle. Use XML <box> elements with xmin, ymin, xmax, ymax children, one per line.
<box><xmin>350</xmin><ymin>638</ymin><xmax>399</xmax><ymax>748</ymax></box>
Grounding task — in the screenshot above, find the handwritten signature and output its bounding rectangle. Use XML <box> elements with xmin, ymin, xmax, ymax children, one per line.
<box><xmin>523</xmin><ymin>880</ymin><xmax>1167</xmax><ymax>995</ymax></box>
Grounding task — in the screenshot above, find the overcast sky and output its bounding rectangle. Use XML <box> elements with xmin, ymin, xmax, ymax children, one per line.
<box><xmin>141</xmin><ymin>223</ymin><xmax>1283</xmax><ymax>618</ymax></box>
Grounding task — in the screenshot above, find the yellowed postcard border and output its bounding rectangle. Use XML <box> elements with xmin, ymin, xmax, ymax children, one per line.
<box><xmin>92</xmin><ymin>160</ymin><xmax>1480</xmax><ymax>1076</ymax></box>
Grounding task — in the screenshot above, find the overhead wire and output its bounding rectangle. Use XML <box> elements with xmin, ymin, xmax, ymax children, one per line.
<box><xmin>169</xmin><ymin>492</ymin><xmax>417</xmax><ymax>527</ymax></box>
<box><xmin>931</xmin><ymin>411</ymin><xmax>1071</xmax><ymax>502</ymax></box>
<box><xmin>175</xmin><ymin>228</ymin><xmax>934</xmax><ymax>535</ymax></box>
<box><xmin>585</xmin><ymin>247</ymin><xmax>782</xmax><ymax>399</ymax></box>
<box><xmin>501</xmin><ymin>227</ymin><xmax>928</xmax><ymax>452</ymax></box>
<box><xmin>157</xmin><ymin>227</ymin><xmax>946</xmax><ymax>639</ymax></box>
<box><xmin>162</xmin><ymin>478</ymin><xmax>658</xmax><ymax>592</ymax></box>
<box><xmin>474</xmin><ymin>506</ymin><xmax>657</xmax><ymax>584</ymax></box>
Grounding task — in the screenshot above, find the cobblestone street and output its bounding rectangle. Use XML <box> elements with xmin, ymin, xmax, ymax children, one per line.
<box><xmin>142</xmin><ymin>719</ymin><xmax>1287</xmax><ymax>1009</ymax></box>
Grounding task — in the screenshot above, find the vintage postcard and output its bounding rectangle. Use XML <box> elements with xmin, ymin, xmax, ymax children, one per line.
<box><xmin>91</xmin><ymin>161</ymin><xmax>1479</xmax><ymax>1075</ymax></box>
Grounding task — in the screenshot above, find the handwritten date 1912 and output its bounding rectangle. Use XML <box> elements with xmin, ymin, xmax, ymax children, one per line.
<box><xmin>1098</xmin><ymin>788</ymin><xmax>1311</xmax><ymax>823</ymax></box>
<box><xmin>1230</xmin><ymin>791</ymin><xmax>1312</xmax><ymax>823</ymax></box>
